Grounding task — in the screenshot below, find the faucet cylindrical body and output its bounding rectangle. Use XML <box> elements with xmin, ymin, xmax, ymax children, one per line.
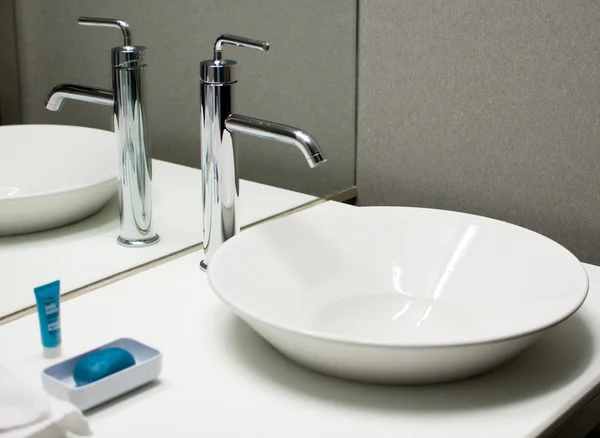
<box><xmin>198</xmin><ymin>34</ymin><xmax>326</xmax><ymax>271</ymax></box>
<box><xmin>200</xmin><ymin>65</ymin><xmax>239</xmax><ymax>270</ymax></box>
<box><xmin>112</xmin><ymin>47</ymin><xmax>159</xmax><ymax>247</ymax></box>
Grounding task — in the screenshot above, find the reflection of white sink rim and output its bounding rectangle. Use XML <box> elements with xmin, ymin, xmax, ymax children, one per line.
<box><xmin>0</xmin><ymin>125</ymin><xmax>117</xmax><ymax>236</ymax></box>
<box><xmin>208</xmin><ymin>202</ymin><xmax>589</xmax><ymax>384</ymax></box>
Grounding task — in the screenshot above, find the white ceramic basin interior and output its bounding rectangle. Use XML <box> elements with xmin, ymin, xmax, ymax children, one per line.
<box><xmin>208</xmin><ymin>202</ymin><xmax>589</xmax><ymax>384</ymax></box>
<box><xmin>0</xmin><ymin>125</ymin><xmax>117</xmax><ymax>236</ymax></box>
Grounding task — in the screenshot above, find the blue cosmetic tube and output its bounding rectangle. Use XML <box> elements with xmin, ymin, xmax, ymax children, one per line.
<box><xmin>34</xmin><ymin>280</ymin><xmax>62</xmax><ymax>358</ymax></box>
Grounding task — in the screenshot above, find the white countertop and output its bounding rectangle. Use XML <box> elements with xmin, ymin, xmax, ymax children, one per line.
<box><xmin>0</xmin><ymin>202</ymin><xmax>598</xmax><ymax>437</ymax></box>
<box><xmin>0</xmin><ymin>159</ymin><xmax>316</xmax><ymax>319</ymax></box>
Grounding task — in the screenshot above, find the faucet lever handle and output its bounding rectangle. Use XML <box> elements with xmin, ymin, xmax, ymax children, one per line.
<box><xmin>78</xmin><ymin>17</ymin><xmax>132</xmax><ymax>46</ymax></box>
<box><xmin>213</xmin><ymin>34</ymin><xmax>269</xmax><ymax>62</ymax></box>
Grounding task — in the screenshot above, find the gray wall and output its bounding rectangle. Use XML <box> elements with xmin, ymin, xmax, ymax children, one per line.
<box><xmin>15</xmin><ymin>0</ymin><xmax>356</xmax><ymax>197</ymax></box>
<box><xmin>0</xmin><ymin>0</ymin><xmax>21</xmax><ymax>125</ymax></box>
<box><xmin>357</xmin><ymin>1</ymin><xmax>600</xmax><ymax>264</ymax></box>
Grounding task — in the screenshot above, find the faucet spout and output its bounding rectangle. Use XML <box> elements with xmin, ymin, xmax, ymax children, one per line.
<box><xmin>45</xmin><ymin>84</ymin><xmax>114</xmax><ymax>111</ymax></box>
<box><xmin>225</xmin><ymin>114</ymin><xmax>327</xmax><ymax>168</ymax></box>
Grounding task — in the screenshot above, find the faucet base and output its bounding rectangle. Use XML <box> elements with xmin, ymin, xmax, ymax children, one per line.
<box><xmin>199</xmin><ymin>260</ymin><xmax>208</xmax><ymax>272</ymax></box>
<box><xmin>117</xmin><ymin>233</ymin><xmax>160</xmax><ymax>248</ymax></box>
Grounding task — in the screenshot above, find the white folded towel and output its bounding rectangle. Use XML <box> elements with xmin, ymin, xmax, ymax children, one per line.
<box><xmin>0</xmin><ymin>366</ymin><xmax>91</xmax><ymax>438</ymax></box>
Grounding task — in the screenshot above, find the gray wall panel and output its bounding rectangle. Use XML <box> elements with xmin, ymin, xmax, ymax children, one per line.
<box><xmin>0</xmin><ymin>0</ymin><xmax>21</xmax><ymax>124</ymax></box>
<box><xmin>357</xmin><ymin>1</ymin><xmax>600</xmax><ymax>263</ymax></box>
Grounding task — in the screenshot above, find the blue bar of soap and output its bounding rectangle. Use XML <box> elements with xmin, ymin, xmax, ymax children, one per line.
<box><xmin>73</xmin><ymin>347</ymin><xmax>136</xmax><ymax>386</ymax></box>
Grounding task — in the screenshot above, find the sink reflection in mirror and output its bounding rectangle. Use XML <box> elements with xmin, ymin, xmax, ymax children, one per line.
<box><xmin>0</xmin><ymin>125</ymin><xmax>117</xmax><ymax>236</ymax></box>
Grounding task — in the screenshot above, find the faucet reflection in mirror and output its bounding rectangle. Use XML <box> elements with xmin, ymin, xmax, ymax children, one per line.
<box><xmin>199</xmin><ymin>34</ymin><xmax>327</xmax><ymax>271</ymax></box>
<box><xmin>45</xmin><ymin>17</ymin><xmax>159</xmax><ymax>248</ymax></box>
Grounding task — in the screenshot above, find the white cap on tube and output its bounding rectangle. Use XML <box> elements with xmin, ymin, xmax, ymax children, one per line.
<box><xmin>43</xmin><ymin>345</ymin><xmax>62</xmax><ymax>359</ymax></box>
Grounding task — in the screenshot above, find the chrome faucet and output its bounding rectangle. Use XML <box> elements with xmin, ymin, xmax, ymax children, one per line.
<box><xmin>199</xmin><ymin>34</ymin><xmax>327</xmax><ymax>271</ymax></box>
<box><xmin>45</xmin><ymin>17</ymin><xmax>159</xmax><ymax>247</ymax></box>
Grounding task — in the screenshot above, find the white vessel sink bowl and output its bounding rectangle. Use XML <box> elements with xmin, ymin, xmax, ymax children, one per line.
<box><xmin>208</xmin><ymin>202</ymin><xmax>589</xmax><ymax>384</ymax></box>
<box><xmin>0</xmin><ymin>125</ymin><xmax>117</xmax><ymax>236</ymax></box>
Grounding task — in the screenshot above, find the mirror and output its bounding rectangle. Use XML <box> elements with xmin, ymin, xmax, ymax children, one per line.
<box><xmin>0</xmin><ymin>1</ymin><xmax>357</xmax><ymax>320</ymax></box>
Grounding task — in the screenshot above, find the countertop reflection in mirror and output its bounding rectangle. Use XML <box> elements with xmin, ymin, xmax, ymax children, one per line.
<box><xmin>0</xmin><ymin>159</ymin><xmax>328</xmax><ymax>322</ymax></box>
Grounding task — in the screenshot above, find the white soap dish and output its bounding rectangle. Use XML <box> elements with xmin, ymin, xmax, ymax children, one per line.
<box><xmin>41</xmin><ymin>337</ymin><xmax>162</xmax><ymax>411</ymax></box>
